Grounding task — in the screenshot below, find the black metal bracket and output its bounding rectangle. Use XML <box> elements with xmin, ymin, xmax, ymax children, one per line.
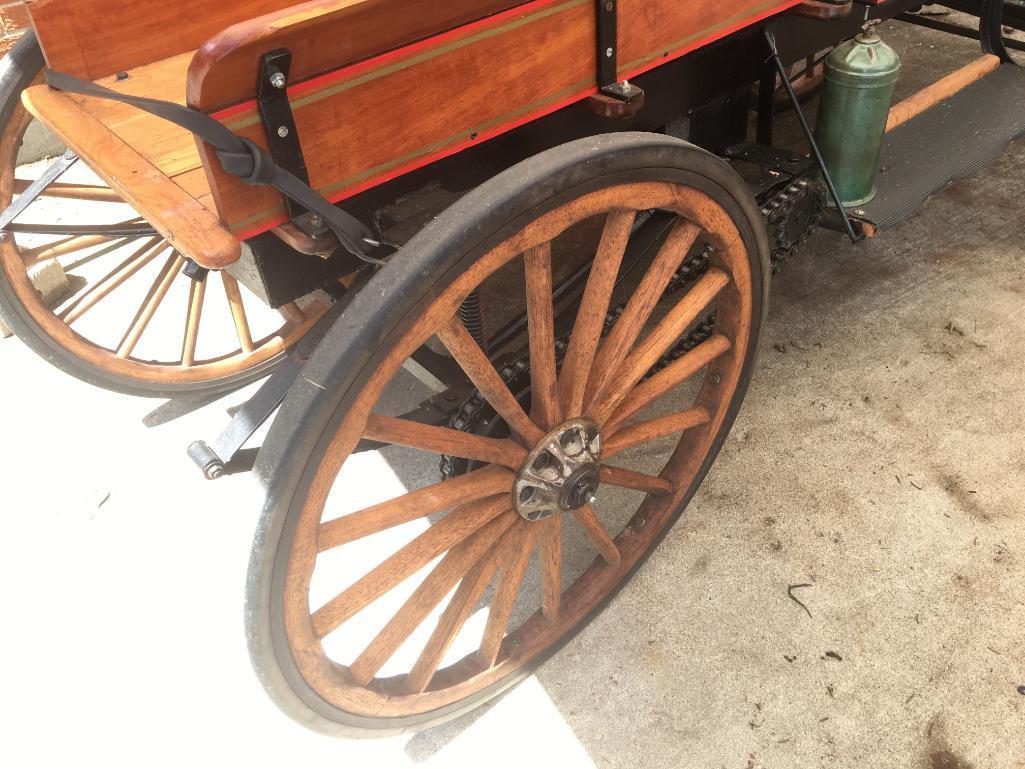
<box><xmin>595</xmin><ymin>0</ymin><xmax>643</xmax><ymax>103</ymax></box>
<box><xmin>257</xmin><ymin>49</ymin><xmax>329</xmax><ymax>239</ymax></box>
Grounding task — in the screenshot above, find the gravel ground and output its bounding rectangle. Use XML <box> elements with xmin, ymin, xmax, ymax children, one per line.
<box><xmin>0</xmin><ymin>16</ymin><xmax>1022</xmax><ymax>769</ymax></box>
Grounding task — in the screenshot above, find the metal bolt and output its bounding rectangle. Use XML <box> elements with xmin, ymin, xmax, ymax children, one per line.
<box><xmin>309</xmin><ymin>215</ymin><xmax>323</xmax><ymax>228</ymax></box>
<box><xmin>605</xmin><ymin>0</ymin><xmax>614</xmax><ymax>10</ymax></box>
<box><xmin>269</xmin><ymin>71</ymin><xmax>287</xmax><ymax>89</ymax></box>
<box><xmin>277</xmin><ymin>126</ymin><xmax>289</xmax><ymax>138</ymax></box>
<box><xmin>854</xmin><ymin>209</ymin><xmax>866</xmax><ymax>216</ymax></box>
<box><xmin>606</xmin><ymin>47</ymin><xmax>614</xmax><ymax>58</ymax></box>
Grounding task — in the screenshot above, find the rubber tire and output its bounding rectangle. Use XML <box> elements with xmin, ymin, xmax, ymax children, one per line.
<box><xmin>246</xmin><ymin>132</ymin><xmax>771</xmax><ymax>737</ymax></box>
<box><xmin>0</xmin><ymin>32</ymin><xmax>287</xmax><ymax>398</ymax></box>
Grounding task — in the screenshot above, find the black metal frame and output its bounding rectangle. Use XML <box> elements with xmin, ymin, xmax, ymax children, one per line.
<box><xmin>594</xmin><ymin>0</ymin><xmax>644</xmax><ymax>103</ymax></box>
<box><xmin>257</xmin><ymin>49</ymin><xmax>329</xmax><ymax>238</ymax></box>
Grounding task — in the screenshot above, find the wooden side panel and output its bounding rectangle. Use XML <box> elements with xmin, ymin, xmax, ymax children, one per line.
<box><xmin>22</xmin><ymin>84</ymin><xmax>241</xmax><ymax>269</ymax></box>
<box><xmin>196</xmin><ymin>0</ymin><xmax>800</xmax><ymax>238</ymax></box>
<box><xmin>26</xmin><ymin>0</ymin><xmax>301</xmax><ymax>80</ymax></box>
<box><xmin>188</xmin><ymin>0</ymin><xmax>530</xmax><ymax>111</ymax></box>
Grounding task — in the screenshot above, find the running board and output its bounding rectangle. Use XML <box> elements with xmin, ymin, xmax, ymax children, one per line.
<box><xmin>847</xmin><ymin>63</ymin><xmax>1025</xmax><ymax>234</ymax></box>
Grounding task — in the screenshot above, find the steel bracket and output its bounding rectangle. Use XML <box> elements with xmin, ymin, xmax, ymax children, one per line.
<box><xmin>257</xmin><ymin>49</ymin><xmax>329</xmax><ymax>239</ymax></box>
<box><xmin>595</xmin><ymin>0</ymin><xmax>644</xmax><ymax>104</ymax></box>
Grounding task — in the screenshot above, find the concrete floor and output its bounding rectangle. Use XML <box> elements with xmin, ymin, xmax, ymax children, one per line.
<box><xmin>1</xmin><ymin>16</ymin><xmax>1023</xmax><ymax>769</ymax></box>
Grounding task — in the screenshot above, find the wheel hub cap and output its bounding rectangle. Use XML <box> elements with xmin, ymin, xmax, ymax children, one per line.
<box><xmin>514</xmin><ymin>418</ymin><xmax>602</xmax><ymax>521</ymax></box>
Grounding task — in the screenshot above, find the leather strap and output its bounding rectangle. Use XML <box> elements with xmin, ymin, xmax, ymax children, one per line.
<box><xmin>45</xmin><ymin>70</ymin><xmax>383</xmax><ymax>264</ymax></box>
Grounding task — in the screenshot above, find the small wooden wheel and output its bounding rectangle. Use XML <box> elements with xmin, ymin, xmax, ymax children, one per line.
<box><xmin>247</xmin><ymin>133</ymin><xmax>768</xmax><ymax>735</ymax></box>
<box><xmin>0</xmin><ymin>34</ymin><xmax>322</xmax><ymax>396</ymax></box>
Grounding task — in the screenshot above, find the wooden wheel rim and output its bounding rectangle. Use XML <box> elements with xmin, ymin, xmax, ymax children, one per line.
<box><xmin>0</xmin><ymin>96</ymin><xmax>319</xmax><ymax>387</ymax></box>
<box><xmin>279</xmin><ymin>180</ymin><xmax>754</xmax><ymax>719</ymax></box>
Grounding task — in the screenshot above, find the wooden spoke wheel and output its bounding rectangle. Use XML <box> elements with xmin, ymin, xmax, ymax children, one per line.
<box><xmin>0</xmin><ymin>34</ymin><xmax>322</xmax><ymax>396</ymax></box>
<box><xmin>247</xmin><ymin>134</ymin><xmax>768</xmax><ymax>735</ymax></box>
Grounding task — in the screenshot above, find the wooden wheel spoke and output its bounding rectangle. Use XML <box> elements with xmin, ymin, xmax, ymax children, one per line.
<box><xmin>14</xmin><ymin>178</ymin><xmax>122</xmax><ymax>203</ymax></box>
<box><xmin>438</xmin><ymin>316</ymin><xmax>544</xmax><ymax>446</ymax></box>
<box><xmin>406</xmin><ymin>528</ymin><xmax>520</xmax><ymax>693</ymax></box>
<box><xmin>279</xmin><ymin>301</ymin><xmax>306</xmax><ymax>325</ymax></box>
<box><xmin>478</xmin><ymin>524</ymin><xmax>538</xmax><ymax>668</ymax></box>
<box><xmin>221</xmin><ymin>272</ymin><xmax>254</xmax><ymax>353</ymax></box>
<box><xmin>588</xmin><ymin>268</ymin><xmax>729</xmax><ymax>425</ymax></box>
<box><xmin>599</xmin><ymin>465</ymin><xmax>674</xmax><ymax>497</ymax></box>
<box><xmin>24</xmin><ymin>230</ymin><xmax>144</xmax><ymax>266</ymax></box>
<box><xmin>603</xmin><ymin>406</ymin><xmax>711</xmax><ymax>458</ymax></box>
<box><xmin>181</xmin><ymin>275</ymin><xmax>206</xmax><ymax>367</ymax></box>
<box><xmin>59</xmin><ymin>236</ymin><xmax>164</xmax><ymax>324</ymax></box>
<box><xmin>585</xmin><ymin>219</ymin><xmax>701</xmax><ymax>403</ymax></box>
<box><xmin>539</xmin><ymin>517</ymin><xmax>562</xmax><ymax>621</ymax></box>
<box><xmin>363</xmin><ymin>413</ymin><xmax>526</xmax><ymax>470</ymax></box>
<box><xmin>318</xmin><ymin>465</ymin><xmax>514</xmax><ymax>553</ymax></box>
<box><xmin>558</xmin><ymin>210</ymin><xmax>636</xmax><ymax>418</ymax></box>
<box><xmin>347</xmin><ymin>514</ymin><xmax>519</xmax><ymax>686</ymax></box>
<box><xmin>570</xmin><ymin>504</ymin><xmax>620</xmax><ymax>565</ymax></box>
<box><xmin>116</xmin><ymin>250</ymin><xmax>185</xmax><ymax>358</ymax></box>
<box><xmin>604</xmin><ymin>334</ymin><xmax>731</xmax><ymax>435</ymax></box>
<box><xmin>312</xmin><ymin>498</ymin><xmax>514</xmax><ymax>639</ymax></box>
<box><xmin>525</xmin><ymin>243</ymin><xmax>560</xmax><ymax>431</ymax></box>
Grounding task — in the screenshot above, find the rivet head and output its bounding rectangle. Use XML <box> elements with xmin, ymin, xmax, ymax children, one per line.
<box><xmin>710</xmin><ymin>374</ymin><xmax>722</xmax><ymax>385</ymax></box>
<box><xmin>277</xmin><ymin>126</ymin><xmax>290</xmax><ymax>138</ymax></box>
<box><xmin>270</xmin><ymin>71</ymin><xmax>287</xmax><ymax>89</ymax></box>
<box><xmin>606</xmin><ymin>47</ymin><xmax>614</xmax><ymax>58</ymax></box>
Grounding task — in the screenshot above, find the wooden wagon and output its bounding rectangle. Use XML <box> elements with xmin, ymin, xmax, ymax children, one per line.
<box><xmin>1</xmin><ymin>0</ymin><xmax>1022</xmax><ymax>735</ymax></box>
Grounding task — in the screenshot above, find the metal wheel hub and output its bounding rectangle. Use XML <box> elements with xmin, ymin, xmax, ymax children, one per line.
<box><xmin>514</xmin><ymin>418</ymin><xmax>602</xmax><ymax>521</ymax></box>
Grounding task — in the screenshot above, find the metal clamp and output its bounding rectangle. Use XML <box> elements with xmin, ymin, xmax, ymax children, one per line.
<box><xmin>595</xmin><ymin>0</ymin><xmax>644</xmax><ymax>103</ymax></box>
<box><xmin>257</xmin><ymin>49</ymin><xmax>329</xmax><ymax>239</ymax></box>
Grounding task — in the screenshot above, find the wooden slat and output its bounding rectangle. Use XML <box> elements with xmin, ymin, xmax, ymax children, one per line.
<box><xmin>317</xmin><ymin>466</ymin><xmax>514</xmax><ymax>553</ymax></box>
<box><xmin>27</xmin><ymin>0</ymin><xmax>300</xmax><ymax>81</ymax></box>
<box><xmin>524</xmin><ymin>243</ymin><xmax>560</xmax><ymax>431</ymax></box>
<box><xmin>406</xmin><ymin>532</ymin><xmax>512</xmax><ymax>693</ymax></box>
<box><xmin>539</xmin><ymin>516</ymin><xmax>562</xmax><ymax>621</ymax></box>
<box><xmin>570</xmin><ymin>505</ymin><xmax>620</xmax><ymax>565</ymax></box>
<box><xmin>558</xmin><ymin>210</ymin><xmax>636</xmax><ymax>419</ymax></box>
<box><xmin>603</xmin><ymin>406</ymin><xmax>711</xmax><ymax>458</ymax></box>
<box><xmin>312</xmin><ymin>499</ymin><xmax>513</xmax><ymax>638</ymax></box>
<box><xmin>21</xmin><ymin>85</ymin><xmax>241</xmax><ymax>270</ymax></box>
<box><xmin>586</xmin><ymin>219</ymin><xmax>701</xmax><ymax>404</ymax></box>
<box><xmin>347</xmin><ymin>516</ymin><xmax>518</xmax><ymax>686</ymax></box>
<box><xmin>191</xmin><ymin>0</ymin><xmax>802</xmax><ymax>237</ymax></box>
<box><xmin>887</xmin><ymin>54</ymin><xmax>1001</xmax><ymax>133</ymax></box>
<box><xmin>363</xmin><ymin>413</ymin><xmax>526</xmax><ymax>470</ymax></box>
<box><xmin>437</xmin><ymin>317</ymin><xmax>544</xmax><ymax>446</ymax></box>
<box><xmin>603</xmin><ymin>334</ymin><xmax>731</xmax><ymax>435</ymax></box>
<box><xmin>187</xmin><ymin>0</ymin><xmax>530</xmax><ymax>110</ymax></box>
<box><xmin>588</xmin><ymin>268</ymin><xmax>728</xmax><ymax>425</ymax></box>
<box><xmin>478</xmin><ymin>524</ymin><xmax>537</xmax><ymax>667</ymax></box>
<box><xmin>599</xmin><ymin>464</ymin><xmax>674</xmax><ymax>497</ymax></box>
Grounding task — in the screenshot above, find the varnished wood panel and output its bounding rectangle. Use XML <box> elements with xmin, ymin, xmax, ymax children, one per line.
<box><xmin>194</xmin><ymin>0</ymin><xmax>801</xmax><ymax>238</ymax></box>
<box><xmin>188</xmin><ymin>0</ymin><xmax>529</xmax><ymax>111</ymax></box>
<box><xmin>22</xmin><ymin>85</ymin><xmax>240</xmax><ymax>269</ymax></box>
<box><xmin>26</xmin><ymin>0</ymin><xmax>301</xmax><ymax>81</ymax></box>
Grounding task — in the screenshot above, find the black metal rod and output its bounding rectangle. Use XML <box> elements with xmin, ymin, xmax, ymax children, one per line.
<box><xmin>895</xmin><ymin>11</ymin><xmax>1025</xmax><ymax>52</ymax></box>
<box><xmin>757</xmin><ymin>59</ymin><xmax>776</xmax><ymax>146</ymax></box>
<box><xmin>763</xmin><ymin>28</ymin><xmax>862</xmax><ymax>244</ymax></box>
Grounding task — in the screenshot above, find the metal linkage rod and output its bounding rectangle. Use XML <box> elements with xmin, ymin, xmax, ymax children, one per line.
<box><xmin>763</xmin><ymin>28</ymin><xmax>863</xmax><ymax>244</ymax></box>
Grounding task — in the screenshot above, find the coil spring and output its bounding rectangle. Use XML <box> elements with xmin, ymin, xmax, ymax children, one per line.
<box><xmin>458</xmin><ymin>289</ymin><xmax>488</xmax><ymax>353</ymax></box>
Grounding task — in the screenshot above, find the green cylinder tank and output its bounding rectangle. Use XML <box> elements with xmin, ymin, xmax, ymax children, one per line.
<box><xmin>814</xmin><ymin>28</ymin><xmax>901</xmax><ymax>207</ymax></box>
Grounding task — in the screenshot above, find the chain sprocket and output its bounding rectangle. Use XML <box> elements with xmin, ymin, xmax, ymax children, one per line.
<box><xmin>761</xmin><ymin>178</ymin><xmax>824</xmax><ymax>273</ymax></box>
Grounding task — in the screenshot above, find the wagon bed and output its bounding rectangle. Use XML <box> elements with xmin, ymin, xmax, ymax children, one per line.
<box><xmin>21</xmin><ymin>0</ymin><xmax>801</xmax><ymax>269</ymax></box>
